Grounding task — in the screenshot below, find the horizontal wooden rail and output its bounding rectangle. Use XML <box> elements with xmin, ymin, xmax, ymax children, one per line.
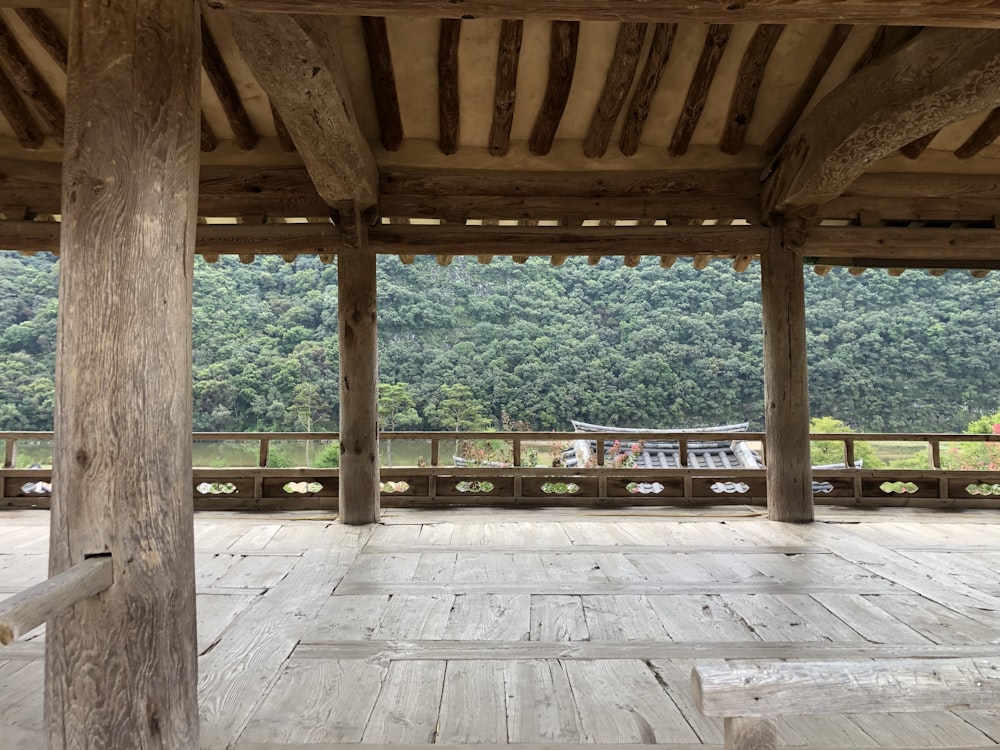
<box><xmin>0</xmin><ymin>555</ymin><xmax>113</xmax><ymax>645</ymax></box>
<box><xmin>4</xmin><ymin>431</ymin><xmax>1000</xmax><ymax>511</ymax></box>
<box><xmin>692</xmin><ymin>658</ymin><xmax>1000</xmax><ymax>750</ymax></box>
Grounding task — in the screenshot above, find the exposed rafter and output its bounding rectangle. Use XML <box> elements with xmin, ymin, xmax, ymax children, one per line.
<box><xmin>669</xmin><ymin>24</ymin><xmax>730</xmax><ymax>158</ymax></box>
<box><xmin>529</xmin><ymin>20</ymin><xmax>579</xmax><ymax>156</ymax></box>
<box><xmin>583</xmin><ymin>21</ymin><xmax>646</xmax><ymax>159</ymax></box>
<box><xmin>488</xmin><ymin>19</ymin><xmax>522</xmax><ymax>157</ymax></box>
<box><xmin>899</xmin><ymin>130</ymin><xmax>939</xmax><ymax>159</ymax></box>
<box><xmin>437</xmin><ymin>18</ymin><xmax>461</xmax><ymax>155</ymax></box>
<box><xmin>0</xmin><ymin>64</ymin><xmax>41</xmax><ymax>148</ymax></box>
<box><xmin>227</xmin><ymin>13</ymin><xmax>378</xmax><ymax>208</ymax></box>
<box><xmin>361</xmin><ymin>16</ymin><xmax>403</xmax><ymax>151</ymax></box>
<box><xmin>0</xmin><ymin>16</ymin><xmax>62</xmax><ymax>144</ymax></box>
<box><xmin>269</xmin><ymin>100</ymin><xmax>296</xmax><ymax>152</ymax></box>
<box><xmin>619</xmin><ymin>22</ymin><xmax>676</xmax><ymax>157</ymax></box>
<box><xmin>202</xmin><ymin>16</ymin><xmax>258</xmax><ymax>150</ymax></box>
<box><xmin>13</xmin><ymin>9</ymin><xmax>67</xmax><ymax>71</ymax></box>
<box><xmin>764</xmin><ymin>28</ymin><xmax>1000</xmax><ymax>214</ymax></box>
<box><xmin>204</xmin><ymin>2</ymin><xmax>1000</xmax><ymax>29</ymax></box>
<box><xmin>764</xmin><ymin>24</ymin><xmax>850</xmax><ymax>155</ymax></box>
<box><xmin>720</xmin><ymin>24</ymin><xmax>784</xmax><ymax>156</ymax></box>
<box><xmin>955</xmin><ymin>107</ymin><xmax>1000</xmax><ymax>158</ymax></box>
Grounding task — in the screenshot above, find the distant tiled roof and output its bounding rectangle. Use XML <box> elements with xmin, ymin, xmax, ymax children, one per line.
<box><xmin>562</xmin><ymin>422</ymin><xmax>763</xmax><ymax>470</ymax></box>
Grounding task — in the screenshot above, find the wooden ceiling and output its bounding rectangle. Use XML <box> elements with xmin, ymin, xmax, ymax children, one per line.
<box><xmin>1</xmin><ymin>3</ymin><xmax>1000</xmax><ymax>273</ymax></box>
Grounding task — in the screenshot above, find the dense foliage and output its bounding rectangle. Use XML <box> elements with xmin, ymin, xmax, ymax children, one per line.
<box><xmin>1</xmin><ymin>251</ymin><xmax>998</xmax><ymax>434</ymax></box>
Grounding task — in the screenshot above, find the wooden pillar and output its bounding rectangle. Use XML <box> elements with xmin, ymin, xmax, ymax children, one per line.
<box><xmin>760</xmin><ymin>219</ymin><xmax>813</xmax><ymax>522</ymax></box>
<box><xmin>338</xmin><ymin>207</ymin><xmax>381</xmax><ymax>524</ymax></box>
<box><xmin>46</xmin><ymin>1</ymin><xmax>200</xmax><ymax>747</ymax></box>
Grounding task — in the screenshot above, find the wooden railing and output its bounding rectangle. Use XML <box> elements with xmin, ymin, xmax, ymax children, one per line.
<box><xmin>2</xmin><ymin>430</ymin><xmax>1000</xmax><ymax>511</ymax></box>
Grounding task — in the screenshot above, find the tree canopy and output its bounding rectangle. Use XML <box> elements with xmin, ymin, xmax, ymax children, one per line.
<box><xmin>1</xmin><ymin>251</ymin><xmax>998</xmax><ymax>435</ymax></box>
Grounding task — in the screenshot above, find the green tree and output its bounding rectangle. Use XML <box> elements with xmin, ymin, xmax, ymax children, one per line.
<box><xmin>378</xmin><ymin>382</ymin><xmax>420</xmax><ymax>467</ymax></box>
<box><xmin>942</xmin><ymin>407</ymin><xmax>1000</xmax><ymax>470</ymax></box>
<box><xmin>809</xmin><ymin>416</ymin><xmax>881</xmax><ymax>468</ymax></box>
<box><xmin>288</xmin><ymin>382</ymin><xmax>329</xmax><ymax>466</ymax></box>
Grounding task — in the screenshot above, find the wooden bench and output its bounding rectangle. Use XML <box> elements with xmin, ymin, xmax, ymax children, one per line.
<box><xmin>692</xmin><ymin>657</ymin><xmax>1000</xmax><ymax>749</ymax></box>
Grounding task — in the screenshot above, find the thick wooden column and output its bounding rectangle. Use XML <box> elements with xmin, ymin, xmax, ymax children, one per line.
<box><xmin>338</xmin><ymin>208</ymin><xmax>381</xmax><ymax>524</ymax></box>
<box><xmin>46</xmin><ymin>1</ymin><xmax>200</xmax><ymax>747</ymax></box>
<box><xmin>760</xmin><ymin>219</ymin><xmax>813</xmax><ymax>522</ymax></box>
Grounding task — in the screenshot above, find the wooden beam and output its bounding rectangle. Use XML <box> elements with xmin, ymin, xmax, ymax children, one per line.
<box><xmin>13</xmin><ymin>9</ymin><xmax>67</xmax><ymax>71</ymax></box>
<box><xmin>955</xmin><ymin>106</ymin><xmax>1000</xmax><ymax>158</ymax></box>
<box><xmin>619</xmin><ymin>22</ymin><xmax>677</xmax><ymax>156</ymax></box>
<box><xmin>0</xmin><ymin>63</ymin><xmax>41</xmax><ymax>148</ymax></box>
<box><xmin>583</xmin><ymin>21</ymin><xmax>646</xmax><ymax>159</ymax></box>
<box><xmin>0</xmin><ymin>15</ymin><xmax>62</xmax><ymax>143</ymax></box>
<box><xmin>808</xmin><ymin>226</ymin><xmax>1000</xmax><ymax>261</ymax></box>
<box><xmin>0</xmin><ymin>556</ymin><xmax>112</xmax><ymax>645</ymax></box>
<box><xmin>669</xmin><ymin>24</ymin><xmax>731</xmax><ymax>157</ymax></box>
<box><xmin>0</xmin><ymin>161</ymin><xmax>330</xmax><ymax>218</ymax></box>
<box><xmin>367</xmin><ymin>222</ymin><xmax>770</xmax><ymax>256</ymax></box>
<box><xmin>760</xmin><ymin>219</ymin><xmax>812</xmax><ymax>522</ymax></box>
<box><xmin>764</xmin><ymin>25</ymin><xmax>850</xmax><ymax>155</ymax></box>
<box><xmin>338</xmin><ymin>205</ymin><xmax>380</xmax><ymax>524</ymax></box>
<box><xmin>49</xmin><ymin>0</ymin><xmax>200</xmax><ymax>744</ymax></box>
<box><xmin>0</xmin><ymin>219</ymin><xmax>341</xmax><ymax>255</ymax></box>
<box><xmin>764</xmin><ymin>28</ymin><xmax>1000</xmax><ymax>213</ymax></box>
<box><xmin>202</xmin><ymin>2</ymin><xmax>1000</xmax><ymax>29</ymax></box>
<box><xmin>529</xmin><ymin>20</ymin><xmax>578</xmax><ymax>156</ymax></box>
<box><xmin>720</xmin><ymin>24</ymin><xmax>783</xmax><ymax>156</ymax></box>
<box><xmin>488</xmin><ymin>19</ymin><xmax>522</xmax><ymax>157</ymax></box>
<box><xmin>361</xmin><ymin>16</ymin><xmax>403</xmax><ymax>151</ymax></box>
<box><xmin>378</xmin><ymin>167</ymin><xmax>762</xmax><ymax>221</ymax></box>
<box><xmin>228</xmin><ymin>13</ymin><xmax>378</xmax><ymax>208</ymax></box>
<box><xmin>202</xmin><ymin>16</ymin><xmax>257</xmax><ymax>150</ymax></box>
<box><xmin>438</xmin><ymin>18</ymin><xmax>461</xmax><ymax>155</ymax></box>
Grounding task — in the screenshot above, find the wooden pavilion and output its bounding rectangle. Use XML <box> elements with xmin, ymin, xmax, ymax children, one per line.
<box><xmin>2</xmin><ymin>1</ymin><xmax>1000</xmax><ymax>747</ymax></box>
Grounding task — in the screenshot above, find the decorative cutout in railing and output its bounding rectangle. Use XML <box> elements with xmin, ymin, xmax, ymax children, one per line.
<box><xmin>196</xmin><ymin>482</ymin><xmax>237</xmax><ymax>495</ymax></box>
<box><xmin>880</xmin><ymin>481</ymin><xmax>919</xmax><ymax>494</ymax></box>
<box><xmin>282</xmin><ymin>481</ymin><xmax>322</xmax><ymax>494</ymax></box>
<box><xmin>965</xmin><ymin>483</ymin><xmax>1000</xmax><ymax>496</ymax></box>
<box><xmin>626</xmin><ymin>481</ymin><xmax>665</xmax><ymax>495</ymax></box>
<box><xmin>710</xmin><ymin>481</ymin><xmax>750</xmax><ymax>494</ymax></box>
<box><xmin>19</xmin><ymin>480</ymin><xmax>51</xmax><ymax>495</ymax></box>
<box><xmin>455</xmin><ymin>480</ymin><xmax>495</xmax><ymax>493</ymax></box>
<box><xmin>380</xmin><ymin>481</ymin><xmax>411</xmax><ymax>494</ymax></box>
<box><xmin>542</xmin><ymin>482</ymin><xmax>580</xmax><ymax>495</ymax></box>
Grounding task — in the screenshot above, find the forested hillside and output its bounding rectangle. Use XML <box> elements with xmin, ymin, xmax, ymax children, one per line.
<box><xmin>1</xmin><ymin>251</ymin><xmax>998</xmax><ymax>434</ymax></box>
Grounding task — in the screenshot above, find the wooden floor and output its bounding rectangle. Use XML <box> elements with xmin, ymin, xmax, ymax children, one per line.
<box><xmin>3</xmin><ymin>506</ymin><xmax>1000</xmax><ymax>749</ymax></box>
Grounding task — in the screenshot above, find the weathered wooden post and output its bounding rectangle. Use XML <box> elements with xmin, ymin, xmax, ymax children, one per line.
<box><xmin>338</xmin><ymin>206</ymin><xmax>381</xmax><ymax>524</ymax></box>
<box><xmin>47</xmin><ymin>0</ymin><xmax>201</xmax><ymax>746</ymax></box>
<box><xmin>760</xmin><ymin>219</ymin><xmax>813</xmax><ymax>522</ymax></box>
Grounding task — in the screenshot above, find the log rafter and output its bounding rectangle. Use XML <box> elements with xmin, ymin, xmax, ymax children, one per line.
<box><xmin>583</xmin><ymin>21</ymin><xmax>647</xmax><ymax>159</ymax></box>
<box><xmin>0</xmin><ymin>15</ymin><xmax>62</xmax><ymax>144</ymax></box>
<box><xmin>619</xmin><ymin>22</ymin><xmax>677</xmax><ymax>156</ymax></box>
<box><xmin>205</xmin><ymin>2</ymin><xmax>1000</xmax><ymax>29</ymax></box>
<box><xmin>669</xmin><ymin>24</ymin><xmax>730</xmax><ymax>158</ymax></box>
<box><xmin>955</xmin><ymin>107</ymin><xmax>1000</xmax><ymax>158</ymax></box>
<box><xmin>0</xmin><ymin>63</ymin><xmax>41</xmax><ymax>148</ymax></box>
<box><xmin>764</xmin><ymin>24</ymin><xmax>850</xmax><ymax>155</ymax></box>
<box><xmin>361</xmin><ymin>16</ymin><xmax>403</xmax><ymax>151</ymax></box>
<box><xmin>719</xmin><ymin>23</ymin><xmax>784</xmax><ymax>156</ymax></box>
<box><xmin>227</xmin><ymin>13</ymin><xmax>378</xmax><ymax>208</ymax></box>
<box><xmin>529</xmin><ymin>20</ymin><xmax>579</xmax><ymax>156</ymax></box>
<box><xmin>202</xmin><ymin>16</ymin><xmax>258</xmax><ymax>151</ymax></box>
<box><xmin>488</xmin><ymin>19</ymin><xmax>522</xmax><ymax>156</ymax></box>
<box><xmin>13</xmin><ymin>9</ymin><xmax>66</xmax><ymax>71</ymax></box>
<box><xmin>438</xmin><ymin>18</ymin><xmax>461</xmax><ymax>155</ymax></box>
<box><xmin>764</xmin><ymin>27</ymin><xmax>1000</xmax><ymax>214</ymax></box>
